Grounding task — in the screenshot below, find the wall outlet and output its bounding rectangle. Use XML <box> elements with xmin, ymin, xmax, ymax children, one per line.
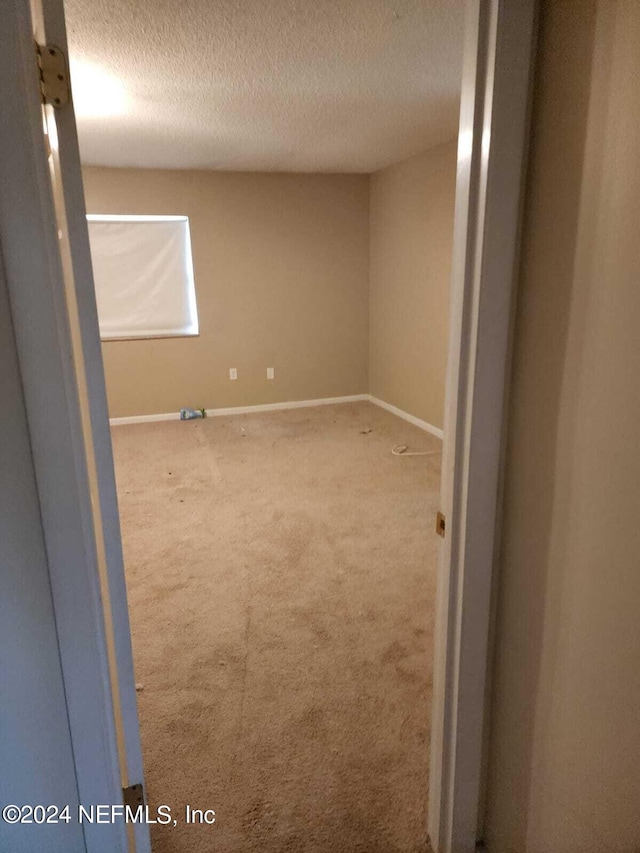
<box><xmin>266</xmin><ymin>367</ymin><xmax>275</xmax><ymax>380</ymax></box>
<box><xmin>229</xmin><ymin>368</ymin><xmax>238</xmax><ymax>380</ymax></box>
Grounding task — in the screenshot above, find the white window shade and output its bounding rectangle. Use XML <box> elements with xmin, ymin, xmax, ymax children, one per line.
<box><xmin>87</xmin><ymin>215</ymin><xmax>199</xmax><ymax>340</ymax></box>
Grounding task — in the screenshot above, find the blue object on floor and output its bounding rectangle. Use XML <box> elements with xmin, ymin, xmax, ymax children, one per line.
<box><xmin>180</xmin><ymin>407</ymin><xmax>206</xmax><ymax>420</ymax></box>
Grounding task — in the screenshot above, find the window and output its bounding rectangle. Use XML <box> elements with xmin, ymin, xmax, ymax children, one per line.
<box><xmin>86</xmin><ymin>214</ymin><xmax>199</xmax><ymax>340</ymax></box>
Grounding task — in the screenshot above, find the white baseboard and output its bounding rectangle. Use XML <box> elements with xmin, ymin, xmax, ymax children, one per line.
<box><xmin>109</xmin><ymin>411</ymin><xmax>180</xmax><ymax>426</ymax></box>
<box><xmin>205</xmin><ymin>394</ymin><xmax>368</xmax><ymax>418</ymax></box>
<box><xmin>367</xmin><ymin>395</ymin><xmax>444</xmax><ymax>440</ymax></box>
<box><xmin>109</xmin><ymin>394</ymin><xmax>443</xmax><ymax>438</ymax></box>
<box><xmin>109</xmin><ymin>394</ymin><xmax>369</xmax><ymax>426</ymax></box>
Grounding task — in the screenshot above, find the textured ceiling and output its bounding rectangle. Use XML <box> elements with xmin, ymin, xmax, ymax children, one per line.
<box><xmin>64</xmin><ymin>0</ymin><xmax>464</xmax><ymax>173</ymax></box>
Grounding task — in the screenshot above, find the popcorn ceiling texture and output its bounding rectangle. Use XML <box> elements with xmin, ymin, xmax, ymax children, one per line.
<box><xmin>64</xmin><ymin>0</ymin><xmax>463</xmax><ymax>172</ymax></box>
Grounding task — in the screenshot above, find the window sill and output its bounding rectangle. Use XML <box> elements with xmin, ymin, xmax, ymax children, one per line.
<box><xmin>100</xmin><ymin>331</ymin><xmax>200</xmax><ymax>342</ymax></box>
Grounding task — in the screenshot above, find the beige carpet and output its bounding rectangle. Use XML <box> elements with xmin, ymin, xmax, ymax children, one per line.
<box><xmin>111</xmin><ymin>401</ymin><xmax>441</xmax><ymax>853</ymax></box>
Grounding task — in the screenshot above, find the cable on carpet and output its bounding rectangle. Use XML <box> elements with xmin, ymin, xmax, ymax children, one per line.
<box><xmin>391</xmin><ymin>444</ymin><xmax>442</xmax><ymax>457</ymax></box>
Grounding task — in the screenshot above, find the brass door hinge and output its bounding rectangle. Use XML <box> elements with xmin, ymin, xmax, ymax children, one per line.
<box><xmin>436</xmin><ymin>511</ymin><xmax>446</xmax><ymax>538</ymax></box>
<box><xmin>122</xmin><ymin>783</ymin><xmax>144</xmax><ymax>810</ymax></box>
<box><xmin>36</xmin><ymin>43</ymin><xmax>70</xmax><ymax>108</ymax></box>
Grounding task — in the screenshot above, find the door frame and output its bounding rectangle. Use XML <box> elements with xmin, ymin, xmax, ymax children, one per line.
<box><xmin>429</xmin><ymin>2</ymin><xmax>537</xmax><ymax>851</ymax></box>
<box><xmin>0</xmin><ymin>0</ymin><xmax>537</xmax><ymax>851</ymax></box>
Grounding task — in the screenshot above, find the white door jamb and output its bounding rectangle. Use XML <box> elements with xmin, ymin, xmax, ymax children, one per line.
<box><xmin>429</xmin><ymin>2</ymin><xmax>537</xmax><ymax>851</ymax></box>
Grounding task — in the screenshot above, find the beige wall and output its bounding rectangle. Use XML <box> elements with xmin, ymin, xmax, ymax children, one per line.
<box><xmin>486</xmin><ymin>2</ymin><xmax>640</xmax><ymax>850</ymax></box>
<box><xmin>369</xmin><ymin>142</ymin><xmax>457</xmax><ymax>429</ymax></box>
<box><xmin>82</xmin><ymin>168</ymin><xmax>369</xmax><ymax>418</ymax></box>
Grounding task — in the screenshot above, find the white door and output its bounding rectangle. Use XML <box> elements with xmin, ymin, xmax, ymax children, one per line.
<box><xmin>0</xmin><ymin>1</ymin><xmax>150</xmax><ymax>851</ymax></box>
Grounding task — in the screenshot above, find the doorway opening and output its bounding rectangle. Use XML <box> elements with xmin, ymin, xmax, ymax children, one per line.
<box><xmin>67</xmin><ymin>2</ymin><xmax>464</xmax><ymax>851</ymax></box>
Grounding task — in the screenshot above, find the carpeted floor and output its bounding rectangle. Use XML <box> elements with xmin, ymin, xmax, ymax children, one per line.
<box><xmin>111</xmin><ymin>401</ymin><xmax>441</xmax><ymax>853</ymax></box>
